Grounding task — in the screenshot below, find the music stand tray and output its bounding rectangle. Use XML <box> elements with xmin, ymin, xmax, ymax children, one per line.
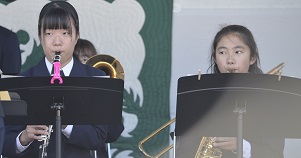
<box><xmin>0</xmin><ymin>76</ymin><xmax>124</xmax><ymax>125</ymax></box>
<box><xmin>175</xmin><ymin>73</ymin><xmax>301</xmax><ymax>137</ymax></box>
<box><xmin>174</xmin><ymin>73</ymin><xmax>301</xmax><ymax>158</ymax></box>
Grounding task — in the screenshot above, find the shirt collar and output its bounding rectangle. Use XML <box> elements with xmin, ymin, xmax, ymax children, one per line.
<box><xmin>45</xmin><ymin>57</ymin><xmax>73</xmax><ymax>76</ymax></box>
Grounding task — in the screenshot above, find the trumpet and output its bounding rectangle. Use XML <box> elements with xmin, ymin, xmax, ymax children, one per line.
<box><xmin>138</xmin><ymin>62</ymin><xmax>285</xmax><ymax>158</ymax></box>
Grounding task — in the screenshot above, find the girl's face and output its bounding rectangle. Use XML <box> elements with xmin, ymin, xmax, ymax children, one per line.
<box><xmin>215</xmin><ymin>34</ymin><xmax>256</xmax><ymax>73</ymax></box>
<box><xmin>78</xmin><ymin>54</ymin><xmax>90</xmax><ymax>64</ymax></box>
<box><xmin>40</xmin><ymin>24</ymin><xmax>79</xmax><ymax>68</ymax></box>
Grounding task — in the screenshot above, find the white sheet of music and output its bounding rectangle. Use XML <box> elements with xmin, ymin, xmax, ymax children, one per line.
<box><xmin>0</xmin><ymin>74</ymin><xmax>23</xmax><ymax>78</ymax></box>
<box><xmin>93</xmin><ymin>76</ymin><xmax>110</xmax><ymax>78</ymax></box>
<box><xmin>0</xmin><ymin>69</ymin><xmax>23</xmax><ymax>78</ymax></box>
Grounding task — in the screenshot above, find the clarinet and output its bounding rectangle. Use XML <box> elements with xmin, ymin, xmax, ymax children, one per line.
<box><xmin>39</xmin><ymin>125</ymin><xmax>53</xmax><ymax>158</ymax></box>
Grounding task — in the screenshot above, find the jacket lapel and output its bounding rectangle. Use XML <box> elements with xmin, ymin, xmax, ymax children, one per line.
<box><xmin>69</xmin><ymin>59</ymin><xmax>88</xmax><ymax>77</ymax></box>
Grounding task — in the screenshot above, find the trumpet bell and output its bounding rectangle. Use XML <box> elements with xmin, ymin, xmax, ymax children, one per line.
<box><xmin>85</xmin><ymin>54</ymin><xmax>125</xmax><ymax>80</ymax></box>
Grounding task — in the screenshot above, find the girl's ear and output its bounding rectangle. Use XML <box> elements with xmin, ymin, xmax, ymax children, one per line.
<box><xmin>75</xmin><ymin>34</ymin><xmax>80</xmax><ymax>44</ymax></box>
<box><xmin>250</xmin><ymin>56</ymin><xmax>256</xmax><ymax>65</ymax></box>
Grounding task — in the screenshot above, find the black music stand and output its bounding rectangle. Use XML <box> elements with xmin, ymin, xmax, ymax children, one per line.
<box><xmin>1</xmin><ymin>100</ymin><xmax>27</xmax><ymax>117</ymax></box>
<box><xmin>1</xmin><ymin>91</ymin><xmax>27</xmax><ymax>119</ymax></box>
<box><xmin>174</xmin><ymin>73</ymin><xmax>301</xmax><ymax>158</ymax></box>
<box><xmin>0</xmin><ymin>76</ymin><xmax>124</xmax><ymax>158</ymax></box>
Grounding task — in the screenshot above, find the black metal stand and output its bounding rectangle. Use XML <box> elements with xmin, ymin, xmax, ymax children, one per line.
<box><xmin>233</xmin><ymin>101</ymin><xmax>246</xmax><ymax>158</ymax></box>
<box><xmin>51</xmin><ymin>98</ymin><xmax>64</xmax><ymax>158</ymax></box>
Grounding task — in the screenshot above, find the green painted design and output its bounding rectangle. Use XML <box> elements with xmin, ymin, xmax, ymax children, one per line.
<box><xmin>21</xmin><ymin>40</ymin><xmax>44</xmax><ymax>72</ymax></box>
<box><xmin>110</xmin><ymin>0</ymin><xmax>173</xmax><ymax>157</ymax></box>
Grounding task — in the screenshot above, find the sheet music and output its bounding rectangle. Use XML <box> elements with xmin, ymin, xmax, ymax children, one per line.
<box><xmin>1</xmin><ymin>74</ymin><xmax>23</xmax><ymax>78</ymax></box>
<box><xmin>93</xmin><ymin>76</ymin><xmax>110</xmax><ymax>78</ymax></box>
<box><xmin>0</xmin><ymin>69</ymin><xmax>23</xmax><ymax>78</ymax></box>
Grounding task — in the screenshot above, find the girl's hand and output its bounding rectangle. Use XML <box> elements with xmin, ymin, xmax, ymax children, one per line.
<box><xmin>213</xmin><ymin>137</ymin><xmax>237</xmax><ymax>151</ymax></box>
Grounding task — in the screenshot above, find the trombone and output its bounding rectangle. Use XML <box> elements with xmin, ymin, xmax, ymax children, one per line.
<box><xmin>138</xmin><ymin>118</ymin><xmax>176</xmax><ymax>158</ymax></box>
<box><xmin>138</xmin><ymin>62</ymin><xmax>285</xmax><ymax>158</ymax></box>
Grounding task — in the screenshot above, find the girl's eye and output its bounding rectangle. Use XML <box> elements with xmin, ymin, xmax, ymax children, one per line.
<box><xmin>45</xmin><ymin>32</ymin><xmax>52</xmax><ymax>35</ymax></box>
<box><xmin>63</xmin><ymin>31</ymin><xmax>71</xmax><ymax>35</ymax></box>
<box><xmin>219</xmin><ymin>51</ymin><xmax>226</xmax><ymax>55</ymax></box>
<box><xmin>235</xmin><ymin>51</ymin><xmax>242</xmax><ymax>54</ymax></box>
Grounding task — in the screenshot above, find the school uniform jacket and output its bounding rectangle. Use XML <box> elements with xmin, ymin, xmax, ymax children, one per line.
<box><xmin>0</xmin><ymin>26</ymin><xmax>21</xmax><ymax>75</ymax></box>
<box><xmin>0</xmin><ymin>26</ymin><xmax>21</xmax><ymax>154</ymax></box>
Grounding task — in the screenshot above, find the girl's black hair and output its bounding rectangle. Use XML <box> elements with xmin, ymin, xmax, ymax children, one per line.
<box><xmin>38</xmin><ymin>1</ymin><xmax>79</xmax><ymax>36</ymax></box>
